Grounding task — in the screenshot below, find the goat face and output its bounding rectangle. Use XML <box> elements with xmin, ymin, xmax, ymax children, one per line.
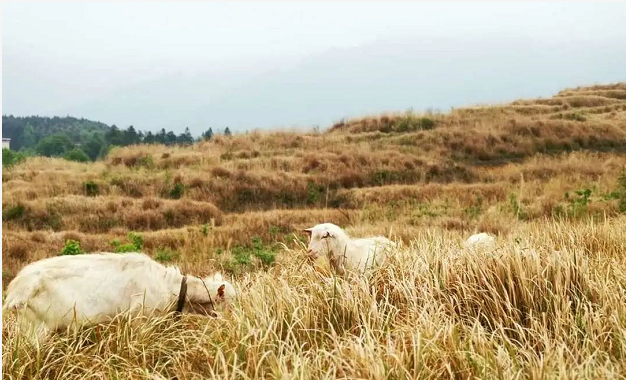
<box><xmin>184</xmin><ymin>274</ymin><xmax>236</xmax><ymax>316</ymax></box>
<box><xmin>302</xmin><ymin>223</ymin><xmax>344</xmax><ymax>259</ymax></box>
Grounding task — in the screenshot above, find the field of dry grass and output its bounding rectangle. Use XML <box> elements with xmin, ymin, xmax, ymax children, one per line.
<box><xmin>2</xmin><ymin>83</ymin><xmax>626</xmax><ymax>379</ymax></box>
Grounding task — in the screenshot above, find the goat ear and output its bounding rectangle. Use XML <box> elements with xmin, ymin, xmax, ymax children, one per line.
<box><xmin>302</xmin><ymin>228</ymin><xmax>313</xmax><ymax>236</ymax></box>
<box><xmin>217</xmin><ymin>284</ymin><xmax>226</xmax><ymax>298</ymax></box>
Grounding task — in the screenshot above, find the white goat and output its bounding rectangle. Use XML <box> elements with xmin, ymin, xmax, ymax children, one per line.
<box><xmin>464</xmin><ymin>232</ymin><xmax>496</xmax><ymax>249</ymax></box>
<box><xmin>303</xmin><ymin>223</ymin><xmax>395</xmax><ymax>275</ymax></box>
<box><xmin>3</xmin><ymin>252</ymin><xmax>236</xmax><ymax>343</ymax></box>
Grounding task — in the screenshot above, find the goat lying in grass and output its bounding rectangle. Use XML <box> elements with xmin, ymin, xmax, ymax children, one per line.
<box><xmin>3</xmin><ymin>252</ymin><xmax>236</xmax><ymax>344</ymax></box>
<box><xmin>464</xmin><ymin>232</ymin><xmax>496</xmax><ymax>249</ymax></box>
<box><xmin>303</xmin><ymin>223</ymin><xmax>396</xmax><ymax>275</ymax></box>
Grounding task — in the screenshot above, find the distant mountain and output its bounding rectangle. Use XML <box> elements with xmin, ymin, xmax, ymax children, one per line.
<box><xmin>2</xmin><ymin>115</ymin><xmax>110</xmax><ymax>151</ymax></box>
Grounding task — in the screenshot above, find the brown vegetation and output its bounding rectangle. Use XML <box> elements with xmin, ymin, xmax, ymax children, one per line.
<box><xmin>2</xmin><ymin>83</ymin><xmax>626</xmax><ymax>379</ymax></box>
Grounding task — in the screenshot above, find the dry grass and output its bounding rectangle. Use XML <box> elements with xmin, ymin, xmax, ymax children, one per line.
<box><xmin>3</xmin><ymin>219</ymin><xmax>626</xmax><ymax>379</ymax></box>
<box><xmin>3</xmin><ymin>83</ymin><xmax>626</xmax><ymax>379</ymax></box>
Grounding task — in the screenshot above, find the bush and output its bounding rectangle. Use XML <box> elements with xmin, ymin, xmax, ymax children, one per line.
<box><xmin>155</xmin><ymin>248</ymin><xmax>180</xmax><ymax>263</ymax></box>
<box><xmin>3</xmin><ymin>204</ymin><xmax>25</xmax><ymax>221</ymax></box>
<box><xmin>60</xmin><ymin>239</ymin><xmax>82</xmax><ymax>256</ymax></box>
<box><xmin>128</xmin><ymin>232</ymin><xmax>144</xmax><ymax>250</ymax></box>
<box><xmin>566</xmin><ymin>188</ymin><xmax>592</xmax><ymax>218</ymax></box>
<box><xmin>509</xmin><ymin>193</ymin><xmax>528</xmax><ymax>220</ymax></box>
<box><xmin>136</xmin><ymin>155</ymin><xmax>154</xmax><ymax>168</ymax></box>
<box><xmin>307</xmin><ymin>182</ymin><xmax>323</xmax><ymax>204</ymax></box>
<box><xmin>63</xmin><ymin>148</ymin><xmax>90</xmax><ymax>162</ymax></box>
<box><xmin>463</xmin><ymin>196</ymin><xmax>483</xmax><ymax>219</ymax></box>
<box><xmin>226</xmin><ymin>236</ymin><xmax>278</xmax><ymax>273</ymax></box>
<box><xmin>2</xmin><ymin>148</ymin><xmax>26</xmax><ymax>168</ymax></box>
<box><xmin>36</xmin><ymin>134</ymin><xmax>74</xmax><ymax>157</ymax></box>
<box><xmin>169</xmin><ymin>183</ymin><xmax>185</xmax><ymax>199</ymax></box>
<box><xmin>111</xmin><ymin>232</ymin><xmax>143</xmax><ymax>253</ymax></box>
<box><xmin>84</xmin><ymin>181</ymin><xmax>100</xmax><ymax>197</ymax></box>
<box><xmin>251</xmin><ymin>237</ymin><xmax>277</xmax><ymax>266</ymax></box>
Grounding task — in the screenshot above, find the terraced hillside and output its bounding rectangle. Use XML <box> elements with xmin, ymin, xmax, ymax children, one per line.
<box><xmin>2</xmin><ymin>83</ymin><xmax>626</xmax><ymax>379</ymax></box>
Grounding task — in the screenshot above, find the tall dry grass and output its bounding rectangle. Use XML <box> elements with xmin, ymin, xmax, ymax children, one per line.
<box><xmin>2</xmin><ymin>219</ymin><xmax>625</xmax><ymax>379</ymax></box>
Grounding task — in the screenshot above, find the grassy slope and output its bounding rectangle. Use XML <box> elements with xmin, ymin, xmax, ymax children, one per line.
<box><xmin>2</xmin><ymin>83</ymin><xmax>626</xmax><ymax>379</ymax></box>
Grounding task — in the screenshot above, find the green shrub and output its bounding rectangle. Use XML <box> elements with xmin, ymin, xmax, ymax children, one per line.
<box><xmin>3</xmin><ymin>204</ymin><xmax>25</xmax><ymax>221</ymax></box>
<box><xmin>128</xmin><ymin>232</ymin><xmax>144</xmax><ymax>250</ymax></box>
<box><xmin>251</xmin><ymin>237</ymin><xmax>276</xmax><ymax>266</ymax></box>
<box><xmin>464</xmin><ymin>196</ymin><xmax>483</xmax><ymax>219</ymax></box>
<box><xmin>63</xmin><ymin>148</ymin><xmax>90</xmax><ymax>162</ymax></box>
<box><xmin>227</xmin><ymin>236</ymin><xmax>277</xmax><ymax>272</ymax></box>
<box><xmin>84</xmin><ymin>181</ymin><xmax>100</xmax><ymax>197</ymax></box>
<box><xmin>111</xmin><ymin>232</ymin><xmax>143</xmax><ymax>253</ymax></box>
<box><xmin>419</xmin><ymin>117</ymin><xmax>436</xmax><ymax>130</ymax></box>
<box><xmin>155</xmin><ymin>248</ymin><xmax>180</xmax><ymax>263</ymax></box>
<box><xmin>2</xmin><ymin>148</ymin><xmax>26</xmax><ymax>168</ymax></box>
<box><xmin>509</xmin><ymin>193</ymin><xmax>528</xmax><ymax>220</ymax></box>
<box><xmin>394</xmin><ymin>112</ymin><xmax>436</xmax><ymax>132</ymax></box>
<box><xmin>136</xmin><ymin>155</ymin><xmax>154</xmax><ymax>168</ymax></box>
<box><xmin>268</xmin><ymin>226</ymin><xmax>280</xmax><ymax>241</ymax></box>
<box><xmin>169</xmin><ymin>183</ymin><xmax>185</xmax><ymax>199</ymax></box>
<box><xmin>564</xmin><ymin>111</ymin><xmax>587</xmax><ymax>122</ymax></box>
<box><xmin>201</xmin><ymin>224</ymin><xmax>210</xmax><ymax>236</ymax></box>
<box><xmin>565</xmin><ymin>188</ymin><xmax>592</xmax><ymax>218</ymax></box>
<box><xmin>113</xmin><ymin>243</ymin><xmax>137</xmax><ymax>253</ymax></box>
<box><xmin>372</xmin><ymin>170</ymin><xmax>399</xmax><ymax>186</ymax></box>
<box><xmin>307</xmin><ymin>182</ymin><xmax>323</xmax><ymax>204</ymax></box>
<box><xmin>60</xmin><ymin>240</ymin><xmax>82</xmax><ymax>256</ymax></box>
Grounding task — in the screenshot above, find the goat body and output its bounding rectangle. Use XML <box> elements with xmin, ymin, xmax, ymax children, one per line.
<box><xmin>3</xmin><ymin>252</ymin><xmax>235</xmax><ymax>343</ymax></box>
<box><xmin>303</xmin><ymin>223</ymin><xmax>395</xmax><ymax>275</ymax></box>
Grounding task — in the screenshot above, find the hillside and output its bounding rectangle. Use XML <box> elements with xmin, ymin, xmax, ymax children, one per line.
<box><xmin>3</xmin><ymin>83</ymin><xmax>626</xmax><ymax>378</ymax></box>
<box><xmin>3</xmin><ymin>82</ymin><xmax>625</xmax><ymax>276</ymax></box>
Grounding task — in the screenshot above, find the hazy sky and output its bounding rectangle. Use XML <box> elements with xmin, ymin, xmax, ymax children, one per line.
<box><xmin>3</xmin><ymin>2</ymin><xmax>626</xmax><ymax>134</ymax></box>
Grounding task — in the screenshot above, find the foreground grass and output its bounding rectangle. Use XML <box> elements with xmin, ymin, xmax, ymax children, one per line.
<box><xmin>3</xmin><ymin>218</ymin><xmax>625</xmax><ymax>379</ymax></box>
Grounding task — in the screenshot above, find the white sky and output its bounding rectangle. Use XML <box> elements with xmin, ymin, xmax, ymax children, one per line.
<box><xmin>3</xmin><ymin>2</ymin><xmax>626</xmax><ymax>132</ymax></box>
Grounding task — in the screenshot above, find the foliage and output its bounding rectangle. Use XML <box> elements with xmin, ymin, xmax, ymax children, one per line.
<box><xmin>128</xmin><ymin>232</ymin><xmax>144</xmax><ymax>250</ymax></box>
<box><xmin>565</xmin><ymin>188</ymin><xmax>593</xmax><ymax>218</ymax></box>
<box><xmin>1</xmin><ymin>115</ymin><xmax>207</xmax><ymax>161</ymax></box>
<box><xmin>63</xmin><ymin>148</ymin><xmax>90</xmax><ymax>162</ymax></box>
<box><xmin>59</xmin><ymin>239</ymin><xmax>82</xmax><ymax>256</ymax></box>
<box><xmin>2</xmin><ymin>148</ymin><xmax>26</xmax><ymax>168</ymax></box>
<box><xmin>111</xmin><ymin>232</ymin><xmax>143</xmax><ymax>253</ymax></box>
<box><xmin>228</xmin><ymin>236</ymin><xmax>277</xmax><ymax>272</ymax></box>
<box><xmin>509</xmin><ymin>193</ymin><xmax>528</xmax><ymax>220</ymax></box>
<box><xmin>84</xmin><ymin>181</ymin><xmax>100</xmax><ymax>197</ymax></box>
<box><xmin>2</xmin><ymin>115</ymin><xmax>109</xmax><ymax>151</ymax></box>
<box><xmin>169</xmin><ymin>182</ymin><xmax>185</xmax><ymax>199</ymax></box>
<box><xmin>202</xmin><ymin>128</ymin><xmax>214</xmax><ymax>141</ymax></box>
<box><xmin>463</xmin><ymin>196</ymin><xmax>483</xmax><ymax>219</ymax></box>
<box><xmin>36</xmin><ymin>134</ymin><xmax>74</xmax><ymax>157</ymax></box>
<box><xmin>155</xmin><ymin>248</ymin><xmax>180</xmax><ymax>263</ymax></box>
<box><xmin>2</xmin><ymin>204</ymin><xmax>25</xmax><ymax>221</ymax></box>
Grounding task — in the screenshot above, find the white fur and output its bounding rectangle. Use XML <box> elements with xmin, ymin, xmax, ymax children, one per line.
<box><xmin>464</xmin><ymin>232</ymin><xmax>496</xmax><ymax>248</ymax></box>
<box><xmin>303</xmin><ymin>223</ymin><xmax>395</xmax><ymax>275</ymax></box>
<box><xmin>3</xmin><ymin>252</ymin><xmax>236</xmax><ymax>343</ymax></box>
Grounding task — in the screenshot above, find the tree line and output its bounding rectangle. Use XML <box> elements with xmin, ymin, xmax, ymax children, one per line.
<box><xmin>2</xmin><ymin>115</ymin><xmax>231</xmax><ymax>163</ymax></box>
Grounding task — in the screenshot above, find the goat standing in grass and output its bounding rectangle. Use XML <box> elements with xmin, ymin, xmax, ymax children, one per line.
<box><xmin>3</xmin><ymin>252</ymin><xmax>236</xmax><ymax>344</ymax></box>
<box><xmin>302</xmin><ymin>223</ymin><xmax>396</xmax><ymax>275</ymax></box>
